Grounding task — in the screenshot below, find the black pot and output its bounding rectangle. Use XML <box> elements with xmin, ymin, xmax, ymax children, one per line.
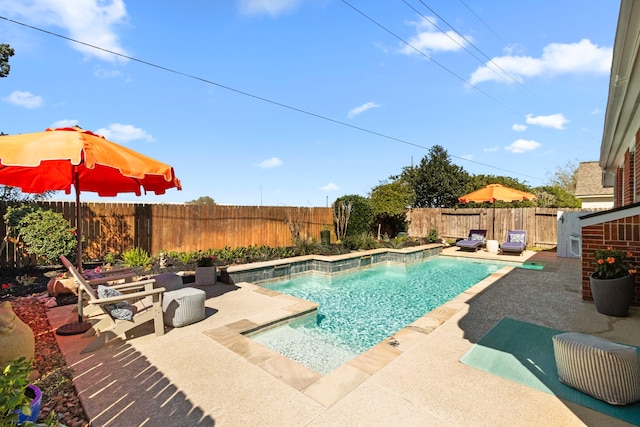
<box><xmin>590</xmin><ymin>273</ymin><xmax>636</xmax><ymax>317</ymax></box>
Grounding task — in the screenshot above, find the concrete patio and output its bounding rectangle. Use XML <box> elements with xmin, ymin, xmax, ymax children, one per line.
<box><xmin>48</xmin><ymin>247</ymin><xmax>640</xmax><ymax>426</ymax></box>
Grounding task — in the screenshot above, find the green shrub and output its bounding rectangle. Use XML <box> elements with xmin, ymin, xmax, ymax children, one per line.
<box><xmin>427</xmin><ymin>228</ymin><xmax>439</xmax><ymax>243</ymax></box>
<box><xmin>5</xmin><ymin>206</ymin><xmax>76</xmax><ymax>264</ymax></box>
<box><xmin>293</xmin><ymin>238</ymin><xmax>322</xmax><ymax>256</ymax></box>
<box><xmin>343</xmin><ymin>232</ymin><xmax>379</xmax><ymax>250</ymax></box>
<box><xmin>121</xmin><ymin>247</ymin><xmax>153</xmax><ymax>267</ymax></box>
<box><xmin>103</xmin><ymin>252</ymin><xmax>118</xmax><ymax>265</ymax></box>
<box><xmin>334</xmin><ymin>195</ymin><xmax>374</xmax><ymax>238</ymax></box>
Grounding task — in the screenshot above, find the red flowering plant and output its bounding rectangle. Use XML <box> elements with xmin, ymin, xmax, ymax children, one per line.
<box><xmin>196</xmin><ymin>254</ymin><xmax>217</xmax><ymax>268</ymax></box>
<box><xmin>592</xmin><ymin>247</ymin><xmax>637</xmax><ymax>280</ymax></box>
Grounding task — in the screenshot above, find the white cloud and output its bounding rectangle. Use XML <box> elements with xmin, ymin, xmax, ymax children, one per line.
<box><xmin>95</xmin><ymin>123</ymin><xmax>154</xmax><ymax>143</ymax></box>
<box><xmin>257</xmin><ymin>157</ymin><xmax>283</xmax><ymax>169</ymax></box>
<box><xmin>237</xmin><ymin>0</ymin><xmax>301</xmax><ymax>16</ymax></box>
<box><xmin>400</xmin><ymin>16</ymin><xmax>470</xmax><ymax>56</ymax></box>
<box><xmin>94</xmin><ymin>67</ymin><xmax>124</xmax><ymax>79</ymax></box>
<box><xmin>470</xmin><ymin>39</ymin><xmax>612</xmax><ymax>84</ymax></box>
<box><xmin>591</xmin><ymin>108</ymin><xmax>603</xmax><ymax>115</ymax></box>
<box><xmin>483</xmin><ymin>146</ymin><xmax>500</xmax><ymax>152</ymax></box>
<box><xmin>348</xmin><ymin>102</ymin><xmax>381</xmax><ymax>118</ymax></box>
<box><xmin>0</xmin><ymin>0</ymin><xmax>129</xmax><ymax>62</ymax></box>
<box><xmin>512</xmin><ymin>123</ymin><xmax>527</xmax><ymax>132</ymax></box>
<box><xmin>50</xmin><ymin>119</ymin><xmax>79</xmax><ymax>128</ymax></box>
<box><xmin>525</xmin><ymin>113</ymin><xmax>568</xmax><ymax>130</ymax></box>
<box><xmin>322</xmin><ymin>182</ymin><xmax>340</xmax><ymax>192</ymax></box>
<box><xmin>505</xmin><ymin>139</ymin><xmax>541</xmax><ymax>153</ymax></box>
<box><xmin>4</xmin><ymin>90</ymin><xmax>43</xmax><ymax>108</ymax></box>
<box><xmin>460</xmin><ymin>154</ymin><xmax>473</xmax><ymax>160</ymax></box>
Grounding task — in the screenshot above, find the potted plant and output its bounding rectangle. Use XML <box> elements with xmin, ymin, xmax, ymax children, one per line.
<box><xmin>320</xmin><ymin>226</ymin><xmax>331</xmax><ymax>246</ymax></box>
<box><xmin>195</xmin><ymin>254</ymin><xmax>217</xmax><ymax>285</ymax></box>
<box><xmin>0</xmin><ymin>357</ymin><xmax>42</xmax><ymax>425</ymax></box>
<box><xmin>590</xmin><ymin>247</ymin><xmax>637</xmax><ymax>317</ymax></box>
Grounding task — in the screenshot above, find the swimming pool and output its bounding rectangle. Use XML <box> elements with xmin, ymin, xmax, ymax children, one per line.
<box><xmin>250</xmin><ymin>256</ymin><xmax>507</xmax><ymax>374</ymax></box>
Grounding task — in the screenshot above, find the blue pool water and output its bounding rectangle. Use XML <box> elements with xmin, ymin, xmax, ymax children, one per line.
<box><xmin>251</xmin><ymin>256</ymin><xmax>507</xmax><ymax>374</ymax></box>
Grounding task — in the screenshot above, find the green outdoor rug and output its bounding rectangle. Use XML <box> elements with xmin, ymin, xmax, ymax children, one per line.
<box><xmin>460</xmin><ymin>317</ymin><xmax>640</xmax><ymax>425</ymax></box>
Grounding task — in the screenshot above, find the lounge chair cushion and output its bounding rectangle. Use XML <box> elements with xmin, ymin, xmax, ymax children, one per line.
<box><xmin>97</xmin><ymin>285</ymin><xmax>133</xmax><ymax>320</ymax></box>
<box><xmin>510</xmin><ymin>233</ymin><xmax>525</xmax><ymax>243</ymax></box>
<box><xmin>470</xmin><ymin>233</ymin><xmax>485</xmax><ymax>241</ymax></box>
<box><xmin>553</xmin><ymin>332</ymin><xmax>640</xmax><ymax>405</ymax></box>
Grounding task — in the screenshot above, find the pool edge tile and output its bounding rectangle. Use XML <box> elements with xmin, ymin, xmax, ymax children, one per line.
<box><xmin>303</xmin><ymin>364</ymin><xmax>371</xmax><ymax>407</ymax></box>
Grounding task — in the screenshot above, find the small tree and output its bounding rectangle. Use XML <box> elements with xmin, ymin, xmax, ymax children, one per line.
<box><xmin>333</xmin><ymin>200</ymin><xmax>352</xmax><ymax>241</ymax></box>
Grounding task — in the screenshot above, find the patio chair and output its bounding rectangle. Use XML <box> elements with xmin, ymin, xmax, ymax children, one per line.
<box><xmin>499</xmin><ymin>230</ymin><xmax>527</xmax><ymax>255</ymax></box>
<box><xmin>456</xmin><ymin>229</ymin><xmax>487</xmax><ymax>252</ymax></box>
<box><xmin>60</xmin><ymin>256</ymin><xmax>166</xmax><ymax>352</ymax></box>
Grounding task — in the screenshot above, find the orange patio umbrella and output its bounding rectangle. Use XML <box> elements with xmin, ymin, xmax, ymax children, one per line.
<box><xmin>0</xmin><ymin>126</ymin><xmax>181</xmax><ymax>333</ymax></box>
<box><xmin>458</xmin><ymin>183</ymin><xmax>537</xmax><ymax>238</ymax></box>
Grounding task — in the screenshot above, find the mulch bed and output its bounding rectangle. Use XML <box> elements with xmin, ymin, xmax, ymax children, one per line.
<box><xmin>10</xmin><ymin>296</ymin><xmax>89</xmax><ymax>427</ymax></box>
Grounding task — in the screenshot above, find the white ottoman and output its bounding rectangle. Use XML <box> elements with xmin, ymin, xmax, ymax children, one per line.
<box><xmin>152</xmin><ymin>273</ymin><xmax>184</xmax><ymax>292</ymax></box>
<box><xmin>553</xmin><ymin>332</ymin><xmax>640</xmax><ymax>405</ymax></box>
<box><xmin>162</xmin><ymin>287</ymin><xmax>206</xmax><ymax>327</ymax></box>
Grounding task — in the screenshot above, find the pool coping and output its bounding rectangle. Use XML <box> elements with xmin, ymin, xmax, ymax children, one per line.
<box><xmin>203</xmin><ymin>247</ymin><xmax>519</xmax><ymax>408</ymax></box>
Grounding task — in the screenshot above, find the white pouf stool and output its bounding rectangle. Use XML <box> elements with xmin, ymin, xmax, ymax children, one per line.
<box><xmin>162</xmin><ymin>287</ymin><xmax>206</xmax><ymax>327</ymax></box>
<box><xmin>552</xmin><ymin>332</ymin><xmax>640</xmax><ymax>405</ymax></box>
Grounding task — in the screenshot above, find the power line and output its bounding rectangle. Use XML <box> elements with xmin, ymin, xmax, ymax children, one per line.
<box><xmin>0</xmin><ymin>15</ymin><xmax>545</xmax><ymax>182</ymax></box>
<box><xmin>340</xmin><ymin>0</ymin><xmax>521</xmax><ymax>117</ymax></box>
<box><xmin>400</xmin><ymin>0</ymin><xmax>516</xmax><ymax>86</ymax></box>
<box><xmin>457</xmin><ymin>0</ymin><xmax>505</xmax><ymax>44</ymax></box>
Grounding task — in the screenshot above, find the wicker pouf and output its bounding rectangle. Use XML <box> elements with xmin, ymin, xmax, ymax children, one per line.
<box><xmin>552</xmin><ymin>332</ymin><xmax>640</xmax><ymax>405</ymax></box>
<box><xmin>151</xmin><ymin>273</ymin><xmax>184</xmax><ymax>292</ymax></box>
<box><xmin>162</xmin><ymin>287</ymin><xmax>206</xmax><ymax>327</ymax></box>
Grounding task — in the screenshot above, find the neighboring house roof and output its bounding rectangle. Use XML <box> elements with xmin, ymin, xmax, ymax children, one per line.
<box><xmin>574</xmin><ymin>161</ymin><xmax>614</xmax><ymax>198</ymax></box>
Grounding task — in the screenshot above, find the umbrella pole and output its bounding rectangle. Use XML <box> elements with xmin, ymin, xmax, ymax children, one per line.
<box><xmin>75</xmin><ymin>176</ymin><xmax>82</xmax><ymax>271</ymax></box>
<box><xmin>56</xmin><ymin>174</ymin><xmax>92</xmax><ymax>335</ymax></box>
<box><xmin>492</xmin><ymin>201</ymin><xmax>495</xmax><ymax>240</ymax></box>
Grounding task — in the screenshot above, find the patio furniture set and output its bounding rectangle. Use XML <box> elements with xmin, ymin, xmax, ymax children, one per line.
<box><xmin>455</xmin><ymin>229</ymin><xmax>528</xmax><ymax>255</ymax></box>
<box><xmin>59</xmin><ymin>256</ymin><xmax>208</xmax><ymax>353</ymax></box>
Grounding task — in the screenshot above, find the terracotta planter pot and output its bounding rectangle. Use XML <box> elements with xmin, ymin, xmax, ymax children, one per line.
<box><xmin>47</xmin><ymin>277</ymin><xmax>77</xmax><ymax>296</ymax></box>
<box><xmin>590</xmin><ymin>273</ymin><xmax>635</xmax><ymax>317</ymax></box>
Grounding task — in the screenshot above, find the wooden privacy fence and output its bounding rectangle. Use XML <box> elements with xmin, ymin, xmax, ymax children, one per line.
<box><xmin>0</xmin><ymin>202</ymin><xmax>334</xmax><ymax>267</ymax></box>
<box><xmin>406</xmin><ymin>207</ymin><xmax>592</xmax><ymax>248</ymax></box>
<box><xmin>0</xmin><ymin>201</ymin><xmax>599</xmax><ymax>267</ymax></box>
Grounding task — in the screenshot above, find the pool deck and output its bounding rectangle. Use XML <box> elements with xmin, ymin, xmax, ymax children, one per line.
<box><xmin>48</xmin><ymin>246</ymin><xmax>640</xmax><ymax>426</ymax></box>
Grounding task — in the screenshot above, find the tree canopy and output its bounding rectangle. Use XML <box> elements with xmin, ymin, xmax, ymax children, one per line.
<box><xmin>369</xmin><ymin>180</ymin><xmax>413</xmax><ymax>236</ymax></box>
<box><xmin>0</xmin><ymin>44</ymin><xmax>14</xmax><ymax>78</ymax></box>
<box><xmin>399</xmin><ymin>145</ymin><xmax>469</xmax><ymax>208</ymax></box>
<box><xmin>186</xmin><ymin>196</ymin><xmax>216</xmax><ymax>205</ymax></box>
<box><xmin>546</xmin><ymin>160</ymin><xmax>578</xmax><ymax>194</ymax></box>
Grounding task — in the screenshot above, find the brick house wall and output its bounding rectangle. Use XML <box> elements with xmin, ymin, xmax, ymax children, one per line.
<box><xmin>623</xmin><ymin>150</ymin><xmax>634</xmax><ymax>206</ymax></box>
<box><xmin>616</xmin><ymin>167</ymin><xmax>623</xmax><ymax>208</ymax></box>
<box><xmin>581</xmin><ymin>215</ymin><xmax>640</xmax><ymax>306</ymax></box>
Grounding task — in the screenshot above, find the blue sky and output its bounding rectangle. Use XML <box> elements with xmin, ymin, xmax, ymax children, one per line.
<box><xmin>0</xmin><ymin>1</ymin><xmax>618</xmax><ymax>206</ymax></box>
